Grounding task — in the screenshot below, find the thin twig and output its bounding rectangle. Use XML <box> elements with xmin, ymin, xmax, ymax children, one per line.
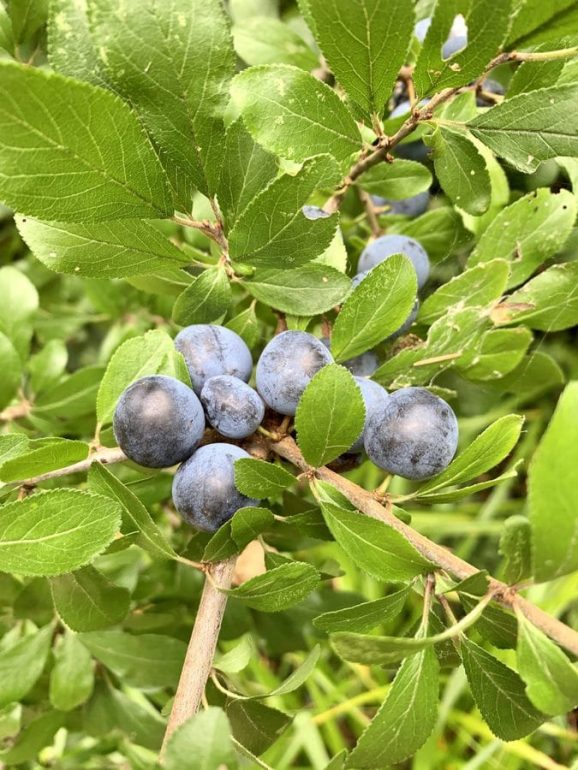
<box><xmin>421</xmin><ymin>573</ymin><xmax>436</xmax><ymax>628</ymax></box>
<box><xmin>172</xmin><ymin>214</ymin><xmax>227</xmax><ymax>249</ymax></box>
<box><xmin>358</xmin><ymin>188</ymin><xmax>382</xmax><ymax>238</ymax></box>
<box><xmin>6</xmin><ymin>447</ymin><xmax>127</xmax><ymax>488</ymax></box>
<box><xmin>0</xmin><ymin>401</ymin><xmax>31</xmax><ymax>422</ymax></box>
<box><xmin>160</xmin><ymin>556</ymin><xmax>237</xmax><ymax>762</ymax></box>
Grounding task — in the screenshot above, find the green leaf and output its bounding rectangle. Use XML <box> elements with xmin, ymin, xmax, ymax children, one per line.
<box><xmin>88</xmin><ymin>0</ymin><xmax>235</xmax><ymax>205</ymax></box>
<box><xmin>461</xmin><ymin>638</ymin><xmax>545</xmax><ymax>740</ymax></box>
<box><xmin>295</xmin><ymin>365</ymin><xmax>365</xmax><ymax>466</ymax></box>
<box><xmin>306</xmin><ymin>0</ymin><xmax>414</xmax><ymax>121</ymax></box>
<box><xmin>469</xmin><ymin>85</ymin><xmax>578</xmax><ymax>173</ymax></box>
<box><xmin>418</xmin><ymin>468</ymin><xmax>520</xmax><ymax>504</ymax></box>
<box><xmin>231</xmin><ymin>507</ymin><xmax>275</xmax><ymax>551</ymax></box>
<box><xmin>172</xmin><ymin>267</ymin><xmax>232</xmax><ymax>326</ymax></box>
<box><xmin>321</xmin><ymin>504</ymin><xmax>434</xmax><ymax>581</ymax></box>
<box><xmin>214</xmin><ymin>635</ymin><xmax>255</xmax><ymax>675</ymax></box>
<box><xmin>374</xmin><ymin>307</ymin><xmax>485</xmax><ymax>389</ymax></box>
<box><xmin>358</xmin><ymin>159</ymin><xmax>432</xmax><ymax>199</ymax></box>
<box><xmin>227</xmin><ymin>699</ymin><xmax>290</xmax><ymax>756</ymax></box>
<box><xmin>325</xmin><ymin>752</ymin><xmax>347</xmax><ymax>770</ymax></box>
<box><xmin>48</xmin><ymin>0</ymin><xmax>106</xmax><ymax>86</ymax></box>
<box><xmin>499</xmin><ymin>516</ymin><xmax>533</xmax><ymax>585</ymax></box>
<box><xmin>425</xmin><ymin>127</ymin><xmax>491</xmax><ymax>215</ymax></box>
<box><xmin>231</xmin><ymin>0</ymin><xmax>278</xmax><ymax>21</ymax></box>
<box><xmin>108</xmin><ymin>685</ymin><xmax>165</xmax><ymax>751</ymax></box>
<box><xmin>0</xmin><ymin>435</ymin><xmax>29</xmax><ymax>467</ymax></box>
<box><xmin>226</xmin><ymin>562</ymin><xmax>320</xmax><ymax>611</ymax></box>
<box><xmin>390</xmin><ymin>206</ymin><xmax>471</xmax><ymax>263</ymax></box>
<box><xmin>558</xmin><ymin>59</ymin><xmax>578</xmax><ymax>87</ymax></box>
<box><xmin>507</xmin><ymin>0</ymin><xmax>577</xmax><ymax>47</ymax></box>
<box><xmin>459</xmin><ymin>593</ymin><xmax>518</xmax><ymax>649</ymax></box>
<box><xmin>416</xmin><ymin>415</ymin><xmax>524</xmax><ymax>497</ymax></box>
<box><xmin>80</xmin><ymin>630</ymin><xmax>186</xmax><ymax>689</ymax></box>
<box><xmin>16</xmin><ymin>218</ymin><xmax>189</xmax><ymax>278</ymax></box>
<box><xmin>418</xmin><ymin>260</ymin><xmax>509</xmax><ymax>324</ymax></box>
<box><xmin>529</xmin><ymin>383</ymin><xmax>578</xmax><ymax>582</ymax></box>
<box><xmin>332</xmin><ymin>595</ymin><xmax>491</xmax><ymax>665</ymax></box>
<box><xmin>313</xmin><ymin>586</ymin><xmax>410</xmax><ymax>633</ymax></box>
<box><xmin>127</xmin><ymin>268</ymin><xmax>194</xmax><ymax>297</ymax></box>
<box><xmin>10</xmin><ymin>0</ymin><xmax>48</xmax><ymax>43</ymax></box>
<box><xmin>458</xmin><ymin>327</ymin><xmax>533</xmax><ymax>382</ymax></box>
<box><xmin>0</xmin><ymin>62</ymin><xmax>172</xmax><ymax>221</ymax></box>
<box><xmin>226</xmin><ymin>304</ymin><xmax>261</xmax><ymax>348</ymax></box>
<box><xmin>32</xmin><ymin>365</ymin><xmax>103</xmax><ymax>420</ymax></box>
<box><xmin>88</xmin><ymin>462</ymin><xmax>176</xmax><ymax>560</ymax></box>
<box><xmin>263</xmin><ymin>645</ymin><xmax>320</xmax><ymax>697</ymax></box>
<box><xmin>414</xmin><ymin>0</ymin><xmax>512</xmax><ymax>96</ymax></box>
<box><xmin>165</xmin><ymin>708</ymin><xmax>237</xmax><ymax>770</ymax></box>
<box><xmin>234</xmin><ymin>458</ymin><xmax>295</xmax><ymax>498</ymax></box>
<box><xmin>492</xmin><ymin>262</ymin><xmax>578</xmax><ymax>331</ymax></box>
<box><xmin>347</xmin><ymin>647</ymin><xmax>439</xmax><ymax>767</ymax></box>
<box><xmin>28</xmin><ymin>340</ymin><xmax>68</xmax><ymax>395</ymax></box>
<box><xmin>202</xmin><ymin>522</ymin><xmax>237</xmax><ymax>562</ymax></box>
<box><xmin>0</xmin><ymin>711</ymin><xmax>65</xmax><ymax>765</ymax></box>
<box><xmin>244</xmin><ymin>265</ymin><xmax>351</xmax><ymax>315</ymax></box>
<box><xmin>49</xmin><ymin>630</ymin><xmax>95</xmax><ymax>711</ymax></box>
<box><xmin>507</xmin><ymin>57</ymin><xmax>566</xmax><ymax>98</ymax></box>
<box><xmin>331</xmin><ymin>253</ymin><xmax>417</xmax><ymax>360</ymax></box>
<box><xmin>50</xmin><ymin>565</ymin><xmax>130</xmax><ymax>632</ymax></box>
<box><xmin>468</xmin><ymin>189</ymin><xmax>576</xmax><ymax>289</ymax></box>
<box><xmin>0</xmin><ymin>265</ymin><xmax>38</xmax><ymax>352</ymax></box>
<box><xmin>516</xmin><ymin>612</ymin><xmax>578</xmax><ymax>716</ymax></box>
<box><xmin>0</xmin><ymin>625</ymin><xmax>52</xmax><ymax>708</ymax></box>
<box><xmin>0</xmin><ymin>4</ymin><xmax>13</xmax><ymax>54</ymax></box>
<box><xmin>202</xmin><ymin>508</ymin><xmax>275</xmax><ymax>561</ymax></box>
<box><xmin>0</xmin><ymin>333</ymin><xmax>22</xmax><ymax>410</ymax></box>
<box><xmin>233</xmin><ymin>17</ymin><xmax>318</xmax><ymax>70</ymax></box>
<box><xmin>217</xmin><ymin>119</ymin><xmax>278</xmax><ymax>233</ymax></box>
<box><xmin>229</xmin><ymin>155</ymin><xmax>340</xmax><ymax>267</ymax></box>
<box><xmin>483</xmin><ymin>351</ymin><xmax>564</xmax><ymax>404</ymax></box>
<box><xmin>445</xmin><ymin>571</ymin><xmax>490</xmax><ymax>596</ymax></box>
<box><xmin>97</xmin><ymin>329</ymin><xmax>189</xmax><ymax>425</ymax></box>
<box><xmin>231</xmin><ymin>64</ymin><xmax>362</xmax><ymax>167</ymax></box>
<box><xmin>0</xmin><ymin>490</ymin><xmax>121</xmax><ymax>577</ymax></box>
<box><xmin>0</xmin><ymin>439</ymin><xmax>88</xmax><ymax>484</ymax></box>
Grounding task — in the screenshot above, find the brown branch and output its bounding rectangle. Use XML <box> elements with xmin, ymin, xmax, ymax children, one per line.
<box><xmin>271</xmin><ymin>436</ymin><xmax>578</xmax><ymax>658</ymax></box>
<box><xmin>323</xmin><ymin>44</ymin><xmax>578</xmax><ymax>214</ymax></box>
<box><xmin>0</xmin><ymin>401</ymin><xmax>31</xmax><ymax>422</ymax></box>
<box><xmin>160</xmin><ymin>556</ymin><xmax>237</xmax><ymax>762</ymax></box>
<box><xmin>323</xmin><ymin>87</ymin><xmax>454</xmax><ymax>213</ymax></box>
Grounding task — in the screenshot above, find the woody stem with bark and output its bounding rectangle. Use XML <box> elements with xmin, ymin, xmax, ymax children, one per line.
<box><xmin>160</xmin><ymin>555</ymin><xmax>237</xmax><ymax>761</ymax></box>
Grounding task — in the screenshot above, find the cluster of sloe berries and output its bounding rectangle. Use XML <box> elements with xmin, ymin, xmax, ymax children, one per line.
<box><xmin>113</xmin><ymin>318</ymin><xmax>458</xmax><ymax>533</ymax></box>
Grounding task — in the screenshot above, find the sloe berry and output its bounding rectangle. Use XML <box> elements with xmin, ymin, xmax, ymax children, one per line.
<box><xmin>364</xmin><ymin>387</ymin><xmax>458</xmax><ymax>480</ymax></box>
<box><xmin>113</xmin><ymin>375</ymin><xmax>205</xmax><ymax>468</ymax></box>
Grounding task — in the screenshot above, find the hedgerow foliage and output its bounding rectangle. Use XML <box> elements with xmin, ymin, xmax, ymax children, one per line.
<box><xmin>0</xmin><ymin>0</ymin><xmax>577</xmax><ymax>767</ymax></box>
